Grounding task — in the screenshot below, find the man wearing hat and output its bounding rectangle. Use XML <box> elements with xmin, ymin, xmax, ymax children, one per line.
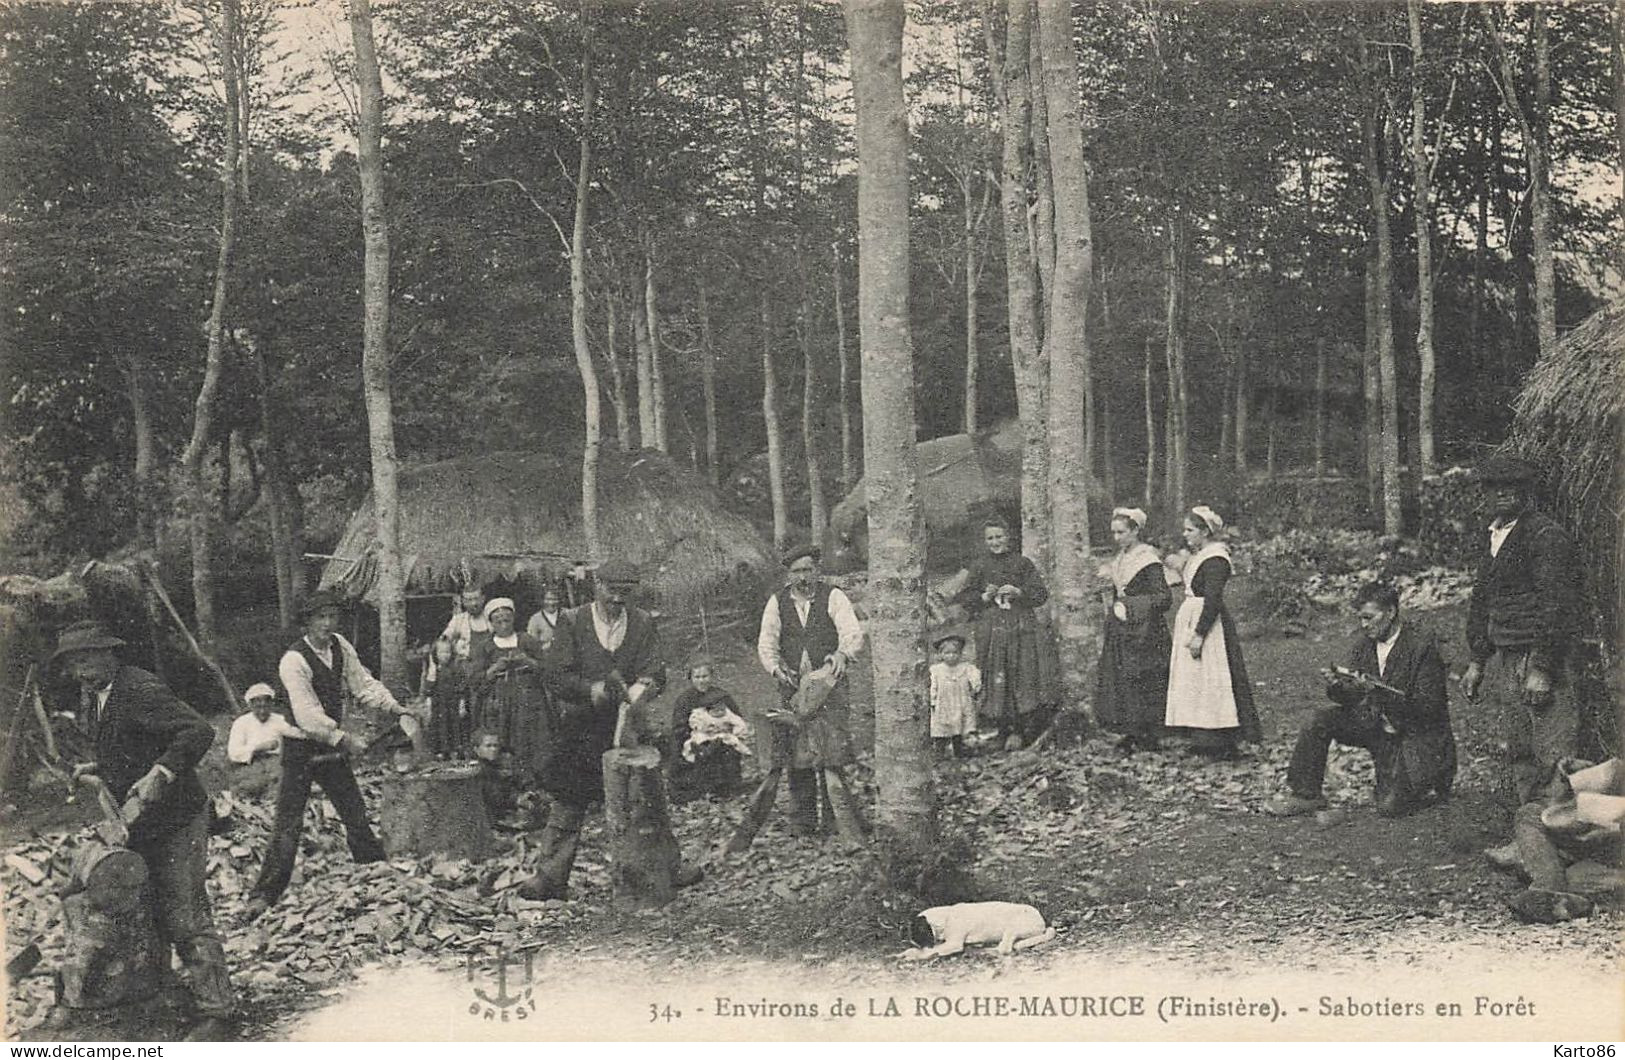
<box><xmin>729</xmin><ymin>542</ymin><xmax>865</xmax><ymax>849</ymax></box>
<box><xmin>53</xmin><ymin>619</ymin><xmax>236</xmax><ymax>1037</ymax></box>
<box><xmin>1462</xmin><ymin>455</ymin><xmax>1583</xmax><ymax>840</ymax></box>
<box><xmin>520</xmin><ymin>562</ymin><xmax>668</xmax><ymax>900</ymax></box>
<box><xmin>245</xmin><ymin>590</ymin><xmax>417</xmax><ymax>917</ymax></box>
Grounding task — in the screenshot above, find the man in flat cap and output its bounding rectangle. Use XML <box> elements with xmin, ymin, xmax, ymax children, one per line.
<box><xmin>1462</xmin><ymin>455</ymin><xmax>1584</xmax><ymax>859</ymax></box>
<box><xmin>54</xmin><ymin>620</ymin><xmax>236</xmax><ymax>1038</ymax></box>
<box><xmin>520</xmin><ymin>562</ymin><xmax>668</xmax><ymax>900</ymax></box>
<box><xmin>245</xmin><ymin>590</ymin><xmax>418</xmax><ymax>918</ymax></box>
<box><xmin>727</xmin><ymin>542</ymin><xmax>866</xmax><ymax>851</ymax></box>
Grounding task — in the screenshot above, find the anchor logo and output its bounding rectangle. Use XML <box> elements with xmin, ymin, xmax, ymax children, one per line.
<box><xmin>466</xmin><ymin>947</ymin><xmax>537</xmax><ymax>1021</ymax></box>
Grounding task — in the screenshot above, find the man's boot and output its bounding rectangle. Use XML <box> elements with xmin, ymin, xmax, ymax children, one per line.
<box><xmin>181</xmin><ymin>937</ymin><xmax>236</xmax><ymax>1040</ymax></box>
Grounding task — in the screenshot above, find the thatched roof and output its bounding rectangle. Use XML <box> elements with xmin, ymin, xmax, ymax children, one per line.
<box><xmin>319</xmin><ymin>450</ymin><xmax>777</xmax><ymax>617</ymax></box>
<box><xmin>1509</xmin><ymin>298</ymin><xmax>1624</xmax><ymax>642</ymax></box>
<box><xmin>828</xmin><ymin>419</ymin><xmax>1106</xmax><ymax>541</ymax></box>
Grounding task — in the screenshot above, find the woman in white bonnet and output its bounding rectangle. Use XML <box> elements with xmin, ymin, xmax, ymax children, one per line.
<box><xmin>1094</xmin><ymin>506</ymin><xmax>1172</xmax><ymax>753</ymax></box>
<box><xmin>1163</xmin><ymin>505</ymin><xmax>1261</xmax><ymax>758</ymax></box>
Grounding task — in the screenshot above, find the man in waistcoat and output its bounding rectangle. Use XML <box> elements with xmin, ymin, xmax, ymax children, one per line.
<box><xmin>518</xmin><ymin>563</ymin><xmax>668</xmax><ymax>900</ymax></box>
<box><xmin>244</xmin><ymin>591</ymin><xmax>416</xmax><ymax>918</ymax></box>
<box><xmin>1461</xmin><ymin>456</ymin><xmax>1584</xmax><ymax>861</ymax></box>
<box><xmin>726</xmin><ymin>543</ymin><xmax>866</xmax><ymax>853</ymax></box>
<box><xmin>54</xmin><ymin>620</ymin><xmax>236</xmax><ymax>1038</ymax></box>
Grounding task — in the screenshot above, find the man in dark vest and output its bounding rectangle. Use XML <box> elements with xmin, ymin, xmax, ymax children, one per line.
<box><xmin>519</xmin><ymin>563</ymin><xmax>668</xmax><ymax>900</ymax></box>
<box><xmin>1461</xmin><ymin>456</ymin><xmax>1584</xmax><ymax>860</ymax></box>
<box><xmin>726</xmin><ymin>543</ymin><xmax>867</xmax><ymax>852</ymax></box>
<box><xmin>245</xmin><ymin>590</ymin><xmax>415</xmax><ymax>919</ymax></box>
<box><xmin>54</xmin><ymin>620</ymin><xmax>236</xmax><ymax>1038</ymax></box>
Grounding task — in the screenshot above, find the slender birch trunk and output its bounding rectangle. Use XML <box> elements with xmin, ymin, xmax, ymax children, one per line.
<box><xmin>843</xmin><ymin>0</ymin><xmax>935</xmax><ymax>867</ymax></box>
<box><xmin>349</xmin><ymin>0</ymin><xmax>407</xmax><ymax>686</ymax></box>
<box><xmin>181</xmin><ymin>0</ymin><xmax>243</xmax><ymax>654</ymax></box>
<box><xmin>1036</xmin><ymin>0</ymin><xmax>1094</xmax><ymax>713</ymax></box>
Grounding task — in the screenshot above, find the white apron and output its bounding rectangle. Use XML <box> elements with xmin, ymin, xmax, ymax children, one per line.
<box><xmin>1164</xmin><ymin>542</ymin><xmax>1238</xmax><ymax>730</ymax></box>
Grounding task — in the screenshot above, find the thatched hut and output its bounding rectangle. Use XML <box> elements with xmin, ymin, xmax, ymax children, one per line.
<box><xmin>1507</xmin><ymin>298</ymin><xmax>1623</xmax><ymax>752</ymax></box>
<box><xmin>319</xmin><ymin>450</ymin><xmax>777</xmax><ymax>644</ymax></box>
<box><xmin>825</xmin><ymin>420</ymin><xmax>1107</xmax><ymax>573</ymax></box>
<box><xmin>1509</xmin><ymin>298</ymin><xmax>1623</xmax><ymax>645</ymax></box>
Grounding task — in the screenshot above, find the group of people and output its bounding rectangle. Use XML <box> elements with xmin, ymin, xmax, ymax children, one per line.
<box><xmin>40</xmin><ymin>452</ymin><xmax>1615</xmax><ymax>1039</ymax></box>
<box><xmin>922</xmin><ymin>505</ymin><xmax>1259</xmax><ymax>763</ymax></box>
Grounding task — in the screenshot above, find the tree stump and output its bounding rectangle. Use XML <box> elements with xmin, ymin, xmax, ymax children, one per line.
<box><xmin>378</xmin><ymin>762</ymin><xmax>493</xmax><ymax>862</ymax></box>
<box><xmin>601</xmin><ymin>746</ymin><xmax>682</xmax><ymax>909</ymax></box>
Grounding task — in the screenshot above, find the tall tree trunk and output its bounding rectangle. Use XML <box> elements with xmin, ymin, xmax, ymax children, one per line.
<box><xmin>1483</xmin><ymin>6</ymin><xmax>1556</xmax><ymax>364</ymax></box>
<box><xmin>632</xmin><ymin>278</ymin><xmax>654</xmax><ymax>450</ymax></box>
<box><xmin>571</xmin><ymin>7</ymin><xmax>602</xmax><ymax>562</ymax></box>
<box><xmin>1407</xmin><ymin>0</ymin><xmax>1438</xmax><ymax>476</ymax></box>
<box><xmin>645</xmin><ymin>250</ymin><xmax>669</xmax><ymax>453</ymax></box>
<box><xmin>992</xmin><ymin>0</ymin><xmax>1049</xmax><ymax>571</ymax></box>
<box><xmin>962</xmin><ymin>173</ymin><xmax>980</xmax><ymax>434</ymax></box>
<box><xmin>1471</xmin><ymin>115</ymin><xmax>1488</xmax><ymax>359</ymax></box>
<box><xmin>1143</xmin><ymin>335</ymin><xmax>1158</xmax><ymax>508</ymax></box>
<box><xmin>1615</xmin><ymin>0</ymin><xmax>1625</xmax><ymax>253</ymax></box>
<box><xmin>181</xmin><ymin>0</ymin><xmax>243</xmax><ymax>654</ymax></box>
<box><xmin>126</xmin><ymin>356</ymin><xmax>157</xmax><ymax>557</ymax></box>
<box><xmin>1027</xmin><ymin>0</ymin><xmax>1055</xmax><ymax>314</ymax></box>
<box><xmin>349</xmin><ymin>0</ymin><xmax>407</xmax><ymax>688</ymax></box>
<box><xmin>1314</xmin><ymin>339</ymin><xmax>1328</xmax><ymax>477</ymax></box>
<box><xmin>1233</xmin><ymin>331</ymin><xmax>1248</xmax><ymax>476</ymax></box>
<box><xmin>1036</xmin><ymin>0</ymin><xmax>1093</xmax><ymax>713</ymax></box>
<box><xmin>843</xmin><ymin>0</ymin><xmax>935</xmax><ymax>869</ymax></box>
<box><xmin>1362</xmin><ymin>248</ymin><xmax>1382</xmax><ymax>512</ymax></box>
<box><xmin>800</xmin><ymin>295</ymin><xmax>828</xmax><ymax>538</ymax></box>
<box><xmin>699</xmin><ymin>280</ymin><xmax>720</xmax><ymax>485</ymax></box>
<box><xmin>248</xmin><ymin>334</ymin><xmax>301</xmax><ymax>629</ymax></box>
<box><xmin>833</xmin><ymin>242</ymin><xmax>857</xmax><ymax>493</ymax></box>
<box><xmin>604</xmin><ymin>294</ymin><xmax>632</xmax><ymax>452</ymax></box>
<box><xmin>760</xmin><ymin>292</ymin><xmax>790</xmax><ymax>551</ymax></box>
<box><xmin>1161</xmin><ymin>218</ymin><xmax>1187</xmax><ymax>517</ymax></box>
<box><xmin>1265</xmin><ymin>385</ymin><xmax>1277</xmax><ymax>479</ymax></box>
<box><xmin>1362</xmin><ymin>43</ymin><xmax>1403</xmax><ymax>536</ymax></box>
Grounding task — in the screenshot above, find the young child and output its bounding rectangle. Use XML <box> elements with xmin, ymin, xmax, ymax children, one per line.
<box><xmin>472</xmin><ymin>728</ymin><xmax>519</xmax><ymax>825</ymax></box>
<box><xmin>423</xmin><ymin>636</ymin><xmax>470</xmax><ymax>758</ymax></box>
<box><xmin>670</xmin><ymin>658</ymin><xmax>750</xmax><ymax>800</ymax></box>
<box><xmin>929</xmin><ymin>633</ymin><xmax>982</xmax><ymax>759</ymax></box>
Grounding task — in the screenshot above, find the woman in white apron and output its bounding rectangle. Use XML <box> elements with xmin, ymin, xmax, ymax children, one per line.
<box><xmin>1164</xmin><ymin>505</ymin><xmax>1261</xmax><ymax>758</ymax></box>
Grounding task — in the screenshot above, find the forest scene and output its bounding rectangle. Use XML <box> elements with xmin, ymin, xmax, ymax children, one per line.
<box><xmin>0</xmin><ymin>0</ymin><xmax>1621</xmax><ymax>1044</ymax></box>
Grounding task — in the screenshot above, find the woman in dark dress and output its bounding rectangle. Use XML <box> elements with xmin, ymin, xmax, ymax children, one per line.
<box><xmin>467</xmin><ymin>598</ymin><xmax>554</xmax><ymax>786</ymax></box>
<box><xmin>1163</xmin><ymin>505</ymin><xmax>1261</xmax><ymax>758</ymax></box>
<box><xmin>1094</xmin><ymin>506</ymin><xmax>1172</xmax><ymax>753</ymax></box>
<box><xmin>955</xmin><ymin>517</ymin><xmax>1059</xmax><ymax>750</ymax></box>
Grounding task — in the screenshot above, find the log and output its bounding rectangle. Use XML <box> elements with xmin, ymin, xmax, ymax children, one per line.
<box><xmin>56</xmin><ymin>834</ymin><xmax>163</xmax><ymax>1010</ymax></box>
<box><xmin>601</xmin><ymin>745</ymin><xmax>682</xmax><ymax>910</ymax></box>
<box><xmin>378</xmin><ymin>762</ymin><xmax>493</xmax><ymax>861</ymax></box>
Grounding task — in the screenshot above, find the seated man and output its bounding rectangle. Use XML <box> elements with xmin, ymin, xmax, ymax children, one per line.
<box><xmin>227</xmin><ymin>683</ymin><xmax>300</xmax><ymax>765</ymax></box>
<box><xmin>1502</xmin><ymin>758</ymin><xmax>1624</xmax><ymax>924</ymax></box>
<box><xmin>1267</xmin><ymin>582</ymin><xmax>1456</xmax><ymax>818</ymax></box>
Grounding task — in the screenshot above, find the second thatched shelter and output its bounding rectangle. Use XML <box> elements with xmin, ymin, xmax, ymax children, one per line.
<box><xmin>1508</xmin><ymin>298</ymin><xmax>1624</xmax><ymax>646</ymax></box>
<box><xmin>319</xmin><ymin>449</ymin><xmax>777</xmax><ymax>636</ymax></box>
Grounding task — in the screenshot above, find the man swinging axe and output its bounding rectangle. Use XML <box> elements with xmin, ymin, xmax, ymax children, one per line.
<box><xmin>727</xmin><ymin>543</ymin><xmax>868</xmax><ymax>853</ymax></box>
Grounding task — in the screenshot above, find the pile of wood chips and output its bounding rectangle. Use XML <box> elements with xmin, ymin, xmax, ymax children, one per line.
<box><xmin>3</xmin><ymin>774</ymin><xmax>596</xmax><ymax>1037</ymax></box>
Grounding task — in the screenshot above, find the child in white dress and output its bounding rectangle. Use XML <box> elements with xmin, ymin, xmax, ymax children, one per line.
<box><xmin>929</xmin><ymin>634</ymin><xmax>982</xmax><ymax>759</ymax></box>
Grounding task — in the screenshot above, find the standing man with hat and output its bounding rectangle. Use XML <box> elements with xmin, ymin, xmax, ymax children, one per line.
<box><xmin>245</xmin><ymin>590</ymin><xmax>417</xmax><ymax>918</ymax></box>
<box><xmin>520</xmin><ymin>562</ymin><xmax>668</xmax><ymax>900</ymax></box>
<box><xmin>53</xmin><ymin>619</ymin><xmax>236</xmax><ymax>1038</ymax></box>
<box><xmin>1462</xmin><ymin>455</ymin><xmax>1584</xmax><ymax>855</ymax></box>
<box><xmin>728</xmin><ymin>542</ymin><xmax>866</xmax><ymax>850</ymax></box>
